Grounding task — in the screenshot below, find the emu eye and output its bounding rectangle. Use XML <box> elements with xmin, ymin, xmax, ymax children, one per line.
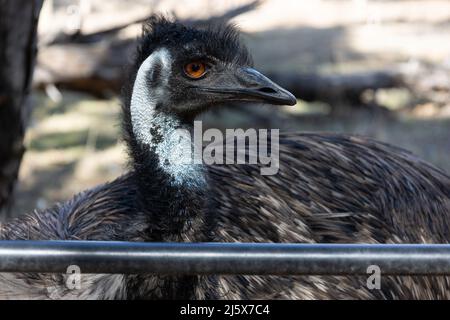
<box><xmin>184</xmin><ymin>61</ymin><xmax>207</xmax><ymax>79</ymax></box>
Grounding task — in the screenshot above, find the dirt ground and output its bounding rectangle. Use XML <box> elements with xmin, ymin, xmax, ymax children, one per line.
<box><xmin>5</xmin><ymin>0</ymin><xmax>450</xmax><ymax>219</ymax></box>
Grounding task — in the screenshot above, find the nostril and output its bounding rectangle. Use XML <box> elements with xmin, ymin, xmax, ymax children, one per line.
<box><xmin>258</xmin><ymin>87</ymin><xmax>277</xmax><ymax>94</ymax></box>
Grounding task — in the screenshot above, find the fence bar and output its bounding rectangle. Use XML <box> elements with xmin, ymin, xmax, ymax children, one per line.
<box><xmin>0</xmin><ymin>240</ymin><xmax>450</xmax><ymax>275</ymax></box>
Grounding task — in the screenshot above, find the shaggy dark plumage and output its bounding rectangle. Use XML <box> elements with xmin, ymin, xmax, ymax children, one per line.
<box><xmin>0</xmin><ymin>16</ymin><xmax>449</xmax><ymax>299</ymax></box>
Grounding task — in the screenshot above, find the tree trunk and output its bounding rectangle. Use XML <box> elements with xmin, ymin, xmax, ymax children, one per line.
<box><xmin>0</xmin><ymin>0</ymin><xmax>43</xmax><ymax>216</ymax></box>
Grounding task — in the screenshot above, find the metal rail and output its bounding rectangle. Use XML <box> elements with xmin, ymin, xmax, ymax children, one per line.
<box><xmin>0</xmin><ymin>240</ymin><xmax>450</xmax><ymax>275</ymax></box>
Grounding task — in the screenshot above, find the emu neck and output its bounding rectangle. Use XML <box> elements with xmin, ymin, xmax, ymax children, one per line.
<box><xmin>130</xmin><ymin>48</ymin><xmax>205</xmax><ymax>189</ymax></box>
<box><xmin>129</xmin><ymin>48</ymin><xmax>209</xmax><ymax>244</ymax></box>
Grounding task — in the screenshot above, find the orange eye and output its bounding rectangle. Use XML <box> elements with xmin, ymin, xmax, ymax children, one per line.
<box><xmin>184</xmin><ymin>61</ymin><xmax>207</xmax><ymax>79</ymax></box>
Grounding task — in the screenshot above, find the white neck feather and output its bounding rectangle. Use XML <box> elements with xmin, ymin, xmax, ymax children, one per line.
<box><xmin>130</xmin><ymin>48</ymin><xmax>205</xmax><ymax>188</ymax></box>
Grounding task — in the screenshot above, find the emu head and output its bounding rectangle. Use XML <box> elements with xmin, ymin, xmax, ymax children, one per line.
<box><xmin>123</xmin><ymin>16</ymin><xmax>296</xmax><ymax>124</ymax></box>
<box><xmin>121</xmin><ymin>16</ymin><xmax>296</xmax><ymax>186</ymax></box>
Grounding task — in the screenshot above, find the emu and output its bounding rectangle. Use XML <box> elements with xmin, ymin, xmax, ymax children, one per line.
<box><xmin>0</xmin><ymin>16</ymin><xmax>450</xmax><ymax>299</ymax></box>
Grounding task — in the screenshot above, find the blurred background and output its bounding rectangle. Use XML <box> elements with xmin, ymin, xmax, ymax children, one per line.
<box><xmin>0</xmin><ymin>0</ymin><xmax>449</xmax><ymax>219</ymax></box>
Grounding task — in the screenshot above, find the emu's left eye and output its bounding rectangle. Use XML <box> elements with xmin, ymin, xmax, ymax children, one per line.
<box><xmin>184</xmin><ymin>61</ymin><xmax>207</xmax><ymax>79</ymax></box>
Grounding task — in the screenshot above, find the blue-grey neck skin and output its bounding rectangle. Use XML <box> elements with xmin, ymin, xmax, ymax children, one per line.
<box><xmin>130</xmin><ymin>48</ymin><xmax>206</xmax><ymax>189</ymax></box>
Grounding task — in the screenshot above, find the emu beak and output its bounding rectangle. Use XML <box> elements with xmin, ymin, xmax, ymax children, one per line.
<box><xmin>202</xmin><ymin>67</ymin><xmax>297</xmax><ymax>106</ymax></box>
<box><xmin>235</xmin><ymin>67</ymin><xmax>297</xmax><ymax>106</ymax></box>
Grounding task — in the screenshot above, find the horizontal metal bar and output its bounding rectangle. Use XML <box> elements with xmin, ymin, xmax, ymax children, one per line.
<box><xmin>0</xmin><ymin>240</ymin><xmax>450</xmax><ymax>275</ymax></box>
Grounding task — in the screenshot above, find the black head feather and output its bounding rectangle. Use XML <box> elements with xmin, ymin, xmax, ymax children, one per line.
<box><xmin>138</xmin><ymin>15</ymin><xmax>252</xmax><ymax>69</ymax></box>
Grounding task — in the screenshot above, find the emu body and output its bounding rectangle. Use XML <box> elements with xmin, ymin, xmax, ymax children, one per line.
<box><xmin>0</xmin><ymin>17</ymin><xmax>450</xmax><ymax>299</ymax></box>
